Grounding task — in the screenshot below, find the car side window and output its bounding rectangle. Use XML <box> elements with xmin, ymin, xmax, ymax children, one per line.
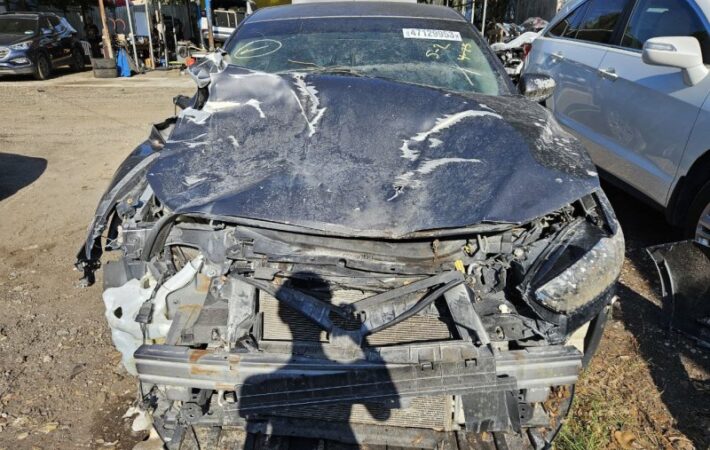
<box><xmin>622</xmin><ymin>0</ymin><xmax>710</xmax><ymax>64</ymax></box>
<box><xmin>575</xmin><ymin>0</ymin><xmax>631</xmax><ymax>44</ymax></box>
<box><xmin>548</xmin><ymin>3</ymin><xmax>589</xmax><ymax>38</ymax></box>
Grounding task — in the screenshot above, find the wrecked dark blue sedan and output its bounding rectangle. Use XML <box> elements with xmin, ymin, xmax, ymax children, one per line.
<box><xmin>77</xmin><ymin>2</ymin><xmax>624</xmax><ymax>449</ymax></box>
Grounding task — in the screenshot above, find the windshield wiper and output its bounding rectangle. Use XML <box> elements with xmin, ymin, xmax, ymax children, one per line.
<box><xmin>283</xmin><ymin>60</ymin><xmax>370</xmax><ymax>78</ymax></box>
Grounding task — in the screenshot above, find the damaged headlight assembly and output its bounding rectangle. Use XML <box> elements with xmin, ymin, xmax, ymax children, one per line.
<box><xmin>533</xmin><ymin>224</ymin><xmax>623</xmax><ymax>313</ymax></box>
<box><xmin>519</xmin><ymin>194</ymin><xmax>624</xmax><ymax>332</ymax></box>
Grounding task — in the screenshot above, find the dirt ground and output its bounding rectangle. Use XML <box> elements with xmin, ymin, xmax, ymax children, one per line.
<box><xmin>0</xmin><ymin>69</ymin><xmax>708</xmax><ymax>450</ymax></box>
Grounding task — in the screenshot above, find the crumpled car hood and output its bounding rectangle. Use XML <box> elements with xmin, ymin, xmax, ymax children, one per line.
<box><xmin>148</xmin><ymin>66</ymin><xmax>598</xmax><ymax>238</ymax></box>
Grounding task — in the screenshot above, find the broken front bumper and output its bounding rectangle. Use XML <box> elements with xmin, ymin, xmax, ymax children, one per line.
<box><xmin>137</xmin><ymin>341</ymin><xmax>585</xmax><ymax>448</ymax></box>
<box><xmin>136</xmin><ymin>344</ymin><xmax>581</xmax><ymax>407</ymax></box>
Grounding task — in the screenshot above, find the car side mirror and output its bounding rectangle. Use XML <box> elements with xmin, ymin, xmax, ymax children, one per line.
<box><xmin>642</xmin><ymin>36</ymin><xmax>709</xmax><ymax>86</ymax></box>
<box><xmin>518</xmin><ymin>73</ymin><xmax>556</xmax><ymax>103</ymax></box>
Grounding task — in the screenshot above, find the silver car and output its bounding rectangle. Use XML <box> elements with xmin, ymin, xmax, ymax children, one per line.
<box><xmin>524</xmin><ymin>0</ymin><xmax>710</xmax><ymax>244</ymax></box>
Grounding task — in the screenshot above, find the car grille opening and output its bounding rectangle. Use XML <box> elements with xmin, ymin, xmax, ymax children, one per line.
<box><xmin>258</xmin><ymin>290</ymin><xmax>455</xmax><ymax>346</ymax></box>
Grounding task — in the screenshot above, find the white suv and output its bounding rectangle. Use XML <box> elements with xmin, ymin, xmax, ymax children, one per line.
<box><xmin>524</xmin><ymin>0</ymin><xmax>710</xmax><ymax>244</ymax></box>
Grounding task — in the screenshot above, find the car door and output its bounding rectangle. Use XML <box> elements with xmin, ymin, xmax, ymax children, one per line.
<box><xmin>591</xmin><ymin>0</ymin><xmax>710</xmax><ymax>206</ymax></box>
<box><xmin>527</xmin><ymin>0</ymin><xmax>633</xmax><ymax>157</ymax></box>
<box><xmin>47</xmin><ymin>15</ymin><xmax>72</xmax><ymax>64</ymax></box>
<box><xmin>38</xmin><ymin>16</ymin><xmax>60</xmax><ymax>61</ymax></box>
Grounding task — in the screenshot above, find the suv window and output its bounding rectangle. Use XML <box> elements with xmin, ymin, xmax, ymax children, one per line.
<box><xmin>548</xmin><ymin>3</ymin><xmax>589</xmax><ymax>38</ymax></box>
<box><xmin>576</xmin><ymin>0</ymin><xmax>630</xmax><ymax>44</ymax></box>
<box><xmin>622</xmin><ymin>0</ymin><xmax>710</xmax><ymax>63</ymax></box>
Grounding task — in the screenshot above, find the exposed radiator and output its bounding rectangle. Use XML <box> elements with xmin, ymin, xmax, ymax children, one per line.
<box><xmin>259</xmin><ymin>290</ymin><xmax>454</xmax><ymax>346</ymax></box>
<box><xmin>258</xmin><ymin>290</ymin><xmax>457</xmax><ymax>430</ymax></box>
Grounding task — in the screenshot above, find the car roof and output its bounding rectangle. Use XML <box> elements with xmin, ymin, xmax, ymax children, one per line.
<box><xmin>247</xmin><ymin>1</ymin><xmax>466</xmax><ymax>23</ymax></box>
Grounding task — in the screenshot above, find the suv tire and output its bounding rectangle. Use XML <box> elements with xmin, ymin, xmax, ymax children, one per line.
<box><xmin>71</xmin><ymin>48</ymin><xmax>85</xmax><ymax>72</ymax></box>
<box><xmin>687</xmin><ymin>179</ymin><xmax>710</xmax><ymax>243</ymax></box>
<box><xmin>33</xmin><ymin>53</ymin><xmax>51</xmax><ymax>80</ymax></box>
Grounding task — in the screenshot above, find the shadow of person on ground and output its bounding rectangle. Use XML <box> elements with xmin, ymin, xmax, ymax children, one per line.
<box><xmin>237</xmin><ymin>272</ymin><xmax>400</xmax><ymax>449</ymax></box>
<box><xmin>602</xmin><ymin>182</ymin><xmax>710</xmax><ymax>448</ymax></box>
<box><xmin>0</xmin><ymin>152</ymin><xmax>47</xmax><ymax>201</ymax></box>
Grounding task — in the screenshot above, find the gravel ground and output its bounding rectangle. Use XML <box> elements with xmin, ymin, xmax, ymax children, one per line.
<box><xmin>0</xmin><ymin>69</ymin><xmax>707</xmax><ymax>450</ymax></box>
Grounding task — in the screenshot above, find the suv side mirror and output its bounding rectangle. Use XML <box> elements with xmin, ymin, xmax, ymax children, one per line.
<box><xmin>643</xmin><ymin>36</ymin><xmax>709</xmax><ymax>86</ymax></box>
<box><xmin>518</xmin><ymin>73</ymin><xmax>556</xmax><ymax>103</ymax></box>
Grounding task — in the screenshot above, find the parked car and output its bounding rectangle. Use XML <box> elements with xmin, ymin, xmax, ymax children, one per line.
<box><xmin>491</xmin><ymin>30</ymin><xmax>541</xmax><ymax>82</ymax></box>
<box><xmin>524</xmin><ymin>0</ymin><xmax>710</xmax><ymax>245</ymax></box>
<box><xmin>0</xmin><ymin>11</ymin><xmax>85</xmax><ymax>80</ymax></box>
<box><xmin>77</xmin><ymin>2</ymin><xmax>624</xmax><ymax>449</ymax></box>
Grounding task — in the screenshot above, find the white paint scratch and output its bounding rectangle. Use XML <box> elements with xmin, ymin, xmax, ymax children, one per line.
<box><xmin>389</xmin><ymin>158</ymin><xmax>483</xmax><ymax>201</ymax></box>
<box><xmin>417</xmin><ymin>157</ymin><xmax>482</xmax><ymax>174</ymax></box>
<box><xmin>291</xmin><ymin>73</ymin><xmax>327</xmax><ymax>137</ymax></box>
<box><xmin>399</xmin><ymin>110</ymin><xmax>501</xmax><ymax>161</ymax></box>
<box><xmin>429</xmin><ymin>138</ymin><xmax>443</xmax><ymax>148</ymax></box>
<box><xmin>183</xmin><ymin>175</ymin><xmax>206</xmax><ymax>187</ymax></box>
<box><xmin>180</xmin><ymin>107</ymin><xmax>211</xmax><ymax>125</ymax></box>
<box><xmin>400</xmin><ymin>142</ymin><xmax>420</xmax><ymax>161</ymax></box>
<box><xmin>203</xmin><ymin>98</ymin><xmax>266</xmax><ymax>118</ymax></box>
<box><xmin>245</xmin><ymin>99</ymin><xmax>266</xmax><ymax>118</ymax></box>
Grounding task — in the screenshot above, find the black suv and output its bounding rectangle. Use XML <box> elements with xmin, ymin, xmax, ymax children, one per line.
<box><xmin>0</xmin><ymin>12</ymin><xmax>85</xmax><ymax>80</ymax></box>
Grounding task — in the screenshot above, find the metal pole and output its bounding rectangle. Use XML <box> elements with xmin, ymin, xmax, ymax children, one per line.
<box><xmin>481</xmin><ymin>0</ymin><xmax>488</xmax><ymax>37</ymax></box>
<box><xmin>205</xmin><ymin>0</ymin><xmax>215</xmax><ymax>51</ymax></box>
<box><xmin>184</xmin><ymin>0</ymin><xmax>195</xmax><ymax>43</ymax></box>
<box><xmin>471</xmin><ymin>0</ymin><xmax>475</xmax><ymax>25</ymax></box>
<box><xmin>171</xmin><ymin>14</ymin><xmax>178</xmax><ymax>55</ymax></box>
<box><xmin>125</xmin><ymin>0</ymin><xmax>139</xmax><ymax>68</ymax></box>
<box><xmin>97</xmin><ymin>0</ymin><xmax>113</xmax><ymax>59</ymax></box>
<box><xmin>145</xmin><ymin>0</ymin><xmax>155</xmax><ymax>68</ymax></box>
<box><xmin>158</xmin><ymin>0</ymin><xmax>166</xmax><ymax>65</ymax></box>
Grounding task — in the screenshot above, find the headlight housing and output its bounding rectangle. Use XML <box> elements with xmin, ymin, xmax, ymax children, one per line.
<box><xmin>521</xmin><ymin>194</ymin><xmax>625</xmax><ymax>325</ymax></box>
<box><xmin>10</xmin><ymin>41</ymin><xmax>32</xmax><ymax>51</ymax></box>
<box><xmin>534</xmin><ymin>224</ymin><xmax>624</xmax><ymax>314</ymax></box>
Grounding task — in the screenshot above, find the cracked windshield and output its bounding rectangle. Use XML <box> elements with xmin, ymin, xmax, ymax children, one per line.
<box><xmin>226</xmin><ymin>18</ymin><xmax>504</xmax><ymax>95</ymax></box>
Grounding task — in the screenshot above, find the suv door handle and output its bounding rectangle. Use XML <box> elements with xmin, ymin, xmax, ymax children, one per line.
<box><xmin>598</xmin><ymin>67</ymin><xmax>618</xmax><ymax>81</ymax></box>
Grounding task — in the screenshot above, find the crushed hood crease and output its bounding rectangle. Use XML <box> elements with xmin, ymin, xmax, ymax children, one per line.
<box><xmin>147</xmin><ymin>66</ymin><xmax>599</xmax><ymax>237</ymax></box>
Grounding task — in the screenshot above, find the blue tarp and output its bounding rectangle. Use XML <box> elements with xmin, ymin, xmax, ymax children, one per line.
<box><xmin>116</xmin><ymin>48</ymin><xmax>132</xmax><ymax>77</ymax></box>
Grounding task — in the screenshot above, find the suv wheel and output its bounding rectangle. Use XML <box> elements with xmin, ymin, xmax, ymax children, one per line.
<box><xmin>33</xmin><ymin>54</ymin><xmax>51</xmax><ymax>80</ymax></box>
<box><xmin>687</xmin><ymin>180</ymin><xmax>710</xmax><ymax>245</ymax></box>
<box><xmin>71</xmin><ymin>48</ymin><xmax>85</xmax><ymax>71</ymax></box>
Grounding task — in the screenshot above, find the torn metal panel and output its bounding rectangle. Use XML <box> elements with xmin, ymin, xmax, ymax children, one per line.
<box><xmin>647</xmin><ymin>240</ymin><xmax>710</xmax><ymax>347</ymax></box>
